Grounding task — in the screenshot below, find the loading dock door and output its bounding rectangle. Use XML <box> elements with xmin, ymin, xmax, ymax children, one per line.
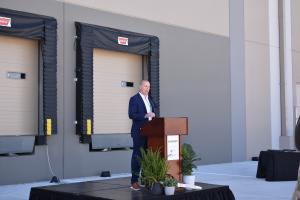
<box><xmin>93</xmin><ymin>48</ymin><xmax>142</xmax><ymax>134</ymax></box>
<box><xmin>0</xmin><ymin>35</ymin><xmax>38</xmax><ymax>136</ymax></box>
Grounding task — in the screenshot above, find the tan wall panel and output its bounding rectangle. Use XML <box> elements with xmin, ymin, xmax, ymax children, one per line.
<box><xmin>93</xmin><ymin>48</ymin><xmax>142</xmax><ymax>134</ymax></box>
<box><xmin>245</xmin><ymin>41</ymin><xmax>271</xmax><ymax>159</ymax></box>
<box><xmin>293</xmin><ymin>51</ymin><xmax>300</xmax><ymax>82</ymax></box>
<box><xmin>244</xmin><ymin>0</ymin><xmax>269</xmax><ymax>44</ymax></box>
<box><xmin>291</xmin><ymin>0</ymin><xmax>300</xmax><ymax>52</ymax></box>
<box><xmin>64</xmin><ymin>0</ymin><xmax>229</xmax><ymax>37</ymax></box>
<box><xmin>0</xmin><ymin>35</ymin><xmax>38</xmax><ymax>136</ymax></box>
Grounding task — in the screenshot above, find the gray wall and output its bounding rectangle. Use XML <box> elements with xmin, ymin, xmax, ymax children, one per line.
<box><xmin>0</xmin><ymin>0</ymin><xmax>231</xmax><ymax>184</ymax></box>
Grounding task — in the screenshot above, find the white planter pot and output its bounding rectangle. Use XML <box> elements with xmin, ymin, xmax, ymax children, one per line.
<box><xmin>183</xmin><ymin>175</ymin><xmax>195</xmax><ymax>190</ymax></box>
<box><xmin>164</xmin><ymin>186</ymin><xmax>175</xmax><ymax>195</ymax></box>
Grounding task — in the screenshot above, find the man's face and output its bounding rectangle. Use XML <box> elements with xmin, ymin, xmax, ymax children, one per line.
<box><xmin>139</xmin><ymin>81</ymin><xmax>150</xmax><ymax>96</ymax></box>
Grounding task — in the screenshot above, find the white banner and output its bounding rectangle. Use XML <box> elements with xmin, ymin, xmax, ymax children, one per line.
<box><xmin>167</xmin><ymin>135</ymin><xmax>179</xmax><ymax>160</ymax></box>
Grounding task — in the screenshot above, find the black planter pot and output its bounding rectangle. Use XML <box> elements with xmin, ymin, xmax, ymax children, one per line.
<box><xmin>150</xmin><ymin>182</ymin><xmax>163</xmax><ymax>195</ymax></box>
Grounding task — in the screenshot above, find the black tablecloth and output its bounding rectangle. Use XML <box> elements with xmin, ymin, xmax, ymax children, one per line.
<box><xmin>29</xmin><ymin>177</ymin><xmax>235</xmax><ymax>200</ymax></box>
<box><xmin>256</xmin><ymin>150</ymin><xmax>300</xmax><ymax>181</ymax></box>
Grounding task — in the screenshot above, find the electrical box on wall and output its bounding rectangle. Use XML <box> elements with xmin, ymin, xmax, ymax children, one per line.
<box><xmin>121</xmin><ymin>81</ymin><xmax>134</xmax><ymax>87</ymax></box>
<box><xmin>7</xmin><ymin>72</ymin><xmax>26</xmax><ymax>79</ymax></box>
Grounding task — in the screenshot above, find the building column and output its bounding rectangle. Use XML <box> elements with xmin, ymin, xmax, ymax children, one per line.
<box><xmin>230</xmin><ymin>0</ymin><xmax>247</xmax><ymax>161</ymax></box>
<box><xmin>279</xmin><ymin>0</ymin><xmax>294</xmax><ymax>148</ymax></box>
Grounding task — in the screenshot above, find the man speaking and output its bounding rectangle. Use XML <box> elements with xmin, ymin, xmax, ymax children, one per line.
<box><xmin>128</xmin><ymin>80</ymin><xmax>156</xmax><ymax>190</ymax></box>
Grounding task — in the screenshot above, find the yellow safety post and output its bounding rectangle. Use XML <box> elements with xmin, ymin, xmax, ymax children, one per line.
<box><xmin>87</xmin><ymin>119</ymin><xmax>91</xmax><ymax>135</ymax></box>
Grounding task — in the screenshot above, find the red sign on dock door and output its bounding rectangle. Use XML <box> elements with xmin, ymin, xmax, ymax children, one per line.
<box><xmin>0</xmin><ymin>17</ymin><xmax>11</xmax><ymax>27</ymax></box>
<box><xmin>118</xmin><ymin>36</ymin><xmax>128</xmax><ymax>46</ymax></box>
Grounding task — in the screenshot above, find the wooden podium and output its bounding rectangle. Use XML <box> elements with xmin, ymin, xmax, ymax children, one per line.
<box><xmin>140</xmin><ymin>117</ymin><xmax>188</xmax><ymax>181</ymax></box>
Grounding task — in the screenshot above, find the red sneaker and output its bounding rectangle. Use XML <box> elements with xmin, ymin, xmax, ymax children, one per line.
<box><xmin>130</xmin><ymin>182</ymin><xmax>141</xmax><ymax>191</ymax></box>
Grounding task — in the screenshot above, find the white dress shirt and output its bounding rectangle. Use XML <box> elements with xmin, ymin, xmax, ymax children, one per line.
<box><xmin>139</xmin><ymin>92</ymin><xmax>152</xmax><ymax>120</ymax></box>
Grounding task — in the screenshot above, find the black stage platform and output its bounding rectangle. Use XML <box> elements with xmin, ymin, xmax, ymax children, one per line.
<box><xmin>256</xmin><ymin>150</ymin><xmax>300</xmax><ymax>181</ymax></box>
<box><xmin>29</xmin><ymin>177</ymin><xmax>235</xmax><ymax>200</ymax></box>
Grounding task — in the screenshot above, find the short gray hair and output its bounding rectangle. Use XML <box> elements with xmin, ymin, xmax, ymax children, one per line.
<box><xmin>139</xmin><ymin>80</ymin><xmax>150</xmax><ymax>87</ymax></box>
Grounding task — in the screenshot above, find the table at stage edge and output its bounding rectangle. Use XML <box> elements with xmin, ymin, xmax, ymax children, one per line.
<box><xmin>29</xmin><ymin>177</ymin><xmax>235</xmax><ymax>200</ymax></box>
<box><xmin>256</xmin><ymin>149</ymin><xmax>300</xmax><ymax>181</ymax></box>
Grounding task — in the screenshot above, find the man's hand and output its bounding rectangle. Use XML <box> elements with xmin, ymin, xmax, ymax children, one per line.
<box><xmin>145</xmin><ymin>112</ymin><xmax>155</xmax><ymax>118</ymax></box>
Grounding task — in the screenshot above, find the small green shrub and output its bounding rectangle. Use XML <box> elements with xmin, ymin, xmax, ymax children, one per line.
<box><xmin>163</xmin><ymin>175</ymin><xmax>177</xmax><ymax>187</ymax></box>
<box><xmin>139</xmin><ymin>148</ymin><xmax>169</xmax><ymax>187</ymax></box>
<box><xmin>182</xmin><ymin>143</ymin><xmax>201</xmax><ymax>176</ymax></box>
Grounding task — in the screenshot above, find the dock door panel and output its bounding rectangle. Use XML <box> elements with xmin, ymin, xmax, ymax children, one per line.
<box><xmin>0</xmin><ymin>35</ymin><xmax>38</xmax><ymax>136</ymax></box>
<box><xmin>93</xmin><ymin>48</ymin><xmax>142</xmax><ymax>134</ymax></box>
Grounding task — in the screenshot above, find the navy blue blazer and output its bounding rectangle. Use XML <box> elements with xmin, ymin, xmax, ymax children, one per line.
<box><xmin>128</xmin><ymin>93</ymin><xmax>155</xmax><ymax>137</ymax></box>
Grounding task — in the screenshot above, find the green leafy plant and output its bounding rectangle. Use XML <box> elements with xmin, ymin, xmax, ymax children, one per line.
<box><xmin>182</xmin><ymin>143</ymin><xmax>201</xmax><ymax>176</ymax></box>
<box><xmin>139</xmin><ymin>148</ymin><xmax>169</xmax><ymax>187</ymax></box>
<box><xmin>163</xmin><ymin>175</ymin><xmax>178</xmax><ymax>187</ymax></box>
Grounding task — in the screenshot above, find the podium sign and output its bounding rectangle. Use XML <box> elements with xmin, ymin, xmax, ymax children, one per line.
<box><xmin>141</xmin><ymin>117</ymin><xmax>188</xmax><ymax>181</ymax></box>
<box><xmin>167</xmin><ymin>135</ymin><xmax>179</xmax><ymax>160</ymax></box>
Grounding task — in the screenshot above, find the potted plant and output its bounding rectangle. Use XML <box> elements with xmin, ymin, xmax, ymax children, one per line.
<box><xmin>140</xmin><ymin>148</ymin><xmax>169</xmax><ymax>195</ymax></box>
<box><xmin>163</xmin><ymin>175</ymin><xmax>177</xmax><ymax>195</ymax></box>
<box><xmin>182</xmin><ymin>143</ymin><xmax>201</xmax><ymax>187</ymax></box>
